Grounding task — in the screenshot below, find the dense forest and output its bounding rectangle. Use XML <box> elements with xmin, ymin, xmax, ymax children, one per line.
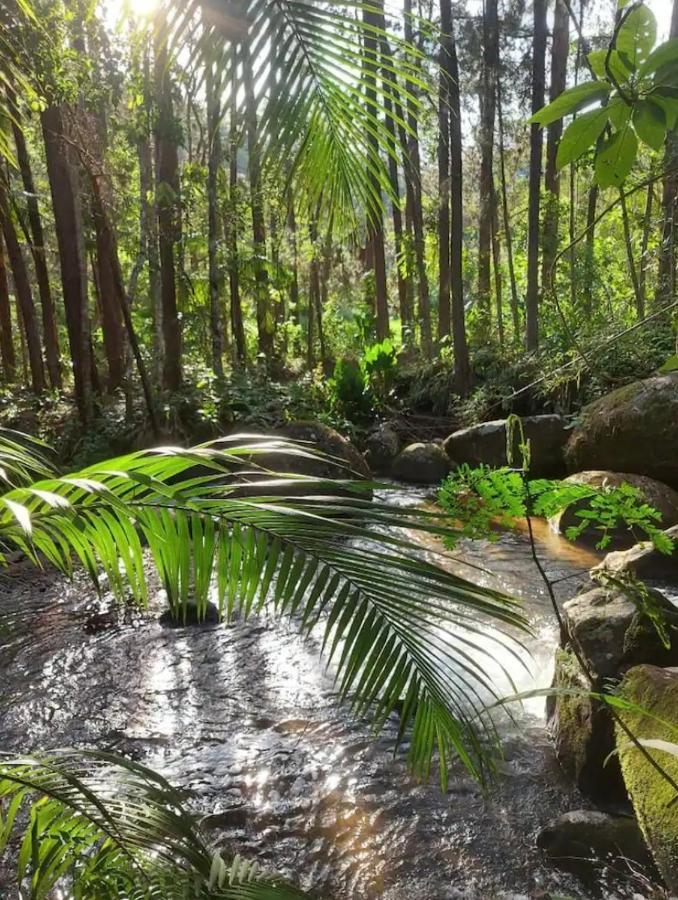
<box><xmin>0</xmin><ymin>0</ymin><xmax>677</xmax><ymax>897</ymax></box>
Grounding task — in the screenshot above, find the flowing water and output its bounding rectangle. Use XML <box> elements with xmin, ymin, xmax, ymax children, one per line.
<box><xmin>0</xmin><ymin>487</ymin><xmax>660</xmax><ymax>898</ymax></box>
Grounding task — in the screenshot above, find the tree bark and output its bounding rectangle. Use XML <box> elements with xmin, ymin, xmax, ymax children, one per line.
<box><xmin>0</xmin><ymin>237</ymin><xmax>16</xmax><ymax>381</ymax></box>
<box><xmin>206</xmin><ymin>57</ymin><xmax>225</xmax><ymax>377</ymax></box>
<box><xmin>227</xmin><ymin>46</ymin><xmax>246</xmax><ymax>368</ymax></box>
<box><xmin>0</xmin><ymin>182</ymin><xmax>45</xmax><ymax>394</ymax></box>
<box><xmin>154</xmin><ymin>29</ymin><xmax>182</xmax><ymax>391</ymax></box>
<box><xmin>437</xmin><ymin>0</ymin><xmax>452</xmax><ymax>342</ymax></box>
<box><xmin>638</xmin><ymin>182</ymin><xmax>653</xmax><ymax>316</ymax></box>
<box><xmin>526</xmin><ymin>0</ymin><xmax>547</xmax><ymax>351</ymax></box>
<box><xmin>656</xmin><ymin>0</ymin><xmax>678</xmax><ymax>309</ymax></box>
<box><xmin>41</xmin><ymin>104</ymin><xmax>93</xmax><ymax>422</ymax></box>
<box><xmin>542</xmin><ymin>0</ymin><xmax>569</xmax><ymax>287</ymax></box>
<box><xmin>478</xmin><ymin>0</ymin><xmax>499</xmax><ymax>319</ymax></box>
<box><xmin>497</xmin><ymin>79</ymin><xmax>520</xmax><ymax>340</ymax></box>
<box><xmin>7</xmin><ymin>88</ymin><xmax>61</xmax><ymax>389</ymax></box>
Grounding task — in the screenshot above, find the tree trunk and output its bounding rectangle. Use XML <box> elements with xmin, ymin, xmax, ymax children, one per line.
<box><xmin>41</xmin><ymin>104</ymin><xmax>93</xmax><ymax>422</ymax></box>
<box><xmin>542</xmin><ymin>0</ymin><xmax>569</xmax><ymax>288</ymax></box>
<box><xmin>227</xmin><ymin>50</ymin><xmax>246</xmax><ymax>368</ymax></box>
<box><xmin>363</xmin><ymin>0</ymin><xmax>390</xmax><ymax>342</ymax></box>
<box><xmin>0</xmin><ymin>236</ymin><xmax>16</xmax><ymax>381</ymax></box>
<box><xmin>154</xmin><ymin>29</ymin><xmax>182</xmax><ymax>391</ymax></box>
<box><xmin>638</xmin><ymin>182</ymin><xmax>654</xmax><ymax>315</ymax></box>
<box><xmin>656</xmin><ymin>0</ymin><xmax>678</xmax><ymax>309</ymax></box>
<box><xmin>287</xmin><ymin>202</ymin><xmax>301</xmax><ymax>356</ymax></box>
<box><xmin>583</xmin><ymin>183</ymin><xmax>598</xmax><ymax>315</ymax></box>
<box><xmin>404</xmin><ymin>0</ymin><xmax>431</xmax><ymax>355</ymax></box>
<box><xmin>491</xmin><ymin>185</ymin><xmax>504</xmax><ymax>345</ymax></box>
<box><xmin>7</xmin><ymin>88</ymin><xmax>61</xmax><ymax>388</ymax></box>
<box><xmin>526</xmin><ymin>0</ymin><xmax>547</xmax><ymax>351</ymax></box>
<box><xmin>437</xmin><ymin>0</ymin><xmax>452</xmax><ymax>342</ymax></box>
<box><xmin>0</xmin><ymin>182</ymin><xmax>45</xmax><ymax>394</ymax></box>
<box><xmin>497</xmin><ymin>79</ymin><xmax>520</xmax><ymax>340</ymax></box>
<box><xmin>478</xmin><ymin>0</ymin><xmax>498</xmax><ymax>319</ymax></box>
<box><xmin>242</xmin><ymin>42</ymin><xmax>273</xmax><ymax>360</ymax></box>
<box><xmin>206</xmin><ymin>58</ymin><xmax>225</xmax><ymax>377</ymax></box>
<box><xmin>619</xmin><ymin>189</ymin><xmax>643</xmax><ymax>319</ymax></box>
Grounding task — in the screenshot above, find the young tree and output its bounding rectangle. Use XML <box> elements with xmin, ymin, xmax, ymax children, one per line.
<box><xmin>526</xmin><ymin>0</ymin><xmax>547</xmax><ymax>351</ymax></box>
<box><xmin>0</xmin><ymin>236</ymin><xmax>16</xmax><ymax>381</ymax></box>
<box><xmin>478</xmin><ymin>0</ymin><xmax>499</xmax><ymax>320</ymax></box>
<box><xmin>205</xmin><ymin>55</ymin><xmax>225</xmax><ymax>377</ymax></box>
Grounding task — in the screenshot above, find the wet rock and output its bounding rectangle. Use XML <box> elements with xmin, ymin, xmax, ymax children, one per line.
<box><xmin>547</xmin><ymin>647</ymin><xmax>626</xmax><ymax>802</ymax></box>
<box><xmin>364</xmin><ymin>425</ymin><xmax>400</xmax><ymax>473</ymax></box>
<box><xmin>565</xmin><ymin>372</ymin><xmax>678</xmax><ymax>488</ymax></box>
<box><xmin>549</xmin><ymin>471</ymin><xmax>678</xmax><ymax>550</ymax></box>
<box><xmin>616</xmin><ymin>665</ymin><xmax>678</xmax><ymax>893</ymax></box>
<box><xmin>275</xmin><ymin>421</ymin><xmax>371</xmax><ymax>480</ymax></box>
<box><xmin>443</xmin><ymin>415</ymin><xmax>569</xmax><ymax>476</ymax></box>
<box><xmin>392</xmin><ymin>442</ymin><xmax>452</xmax><ymax>484</ymax></box>
<box><xmin>593</xmin><ymin>526</ymin><xmax>678</xmax><ymax>582</ymax></box>
<box><xmin>563</xmin><ymin>586</ymin><xmax>678</xmax><ymax>679</ymax></box>
<box><xmin>537</xmin><ymin>809</ymin><xmax>653</xmax><ymax>874</ymax></box>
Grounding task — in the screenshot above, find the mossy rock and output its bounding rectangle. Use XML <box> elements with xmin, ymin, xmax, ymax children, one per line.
<box><xmin>547</xmin><ymin>647</ymin><xmax>626</xmax><ymax>802</ymax></box>
<box><xmin>565</xmin><ymin>373</ymin><xmax>678</xmax><ymax>488</ymax></box>
<box><xmin>616</xmin><ymin>665</ymin><xmax>678</xmax><ymax>893</ymax></box>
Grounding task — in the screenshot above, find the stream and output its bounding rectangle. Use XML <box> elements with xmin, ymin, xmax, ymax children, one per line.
<box><xmin>0</xmin><ymin>486</ymin><xmax>659</xmax><ymax>898</ymax></box>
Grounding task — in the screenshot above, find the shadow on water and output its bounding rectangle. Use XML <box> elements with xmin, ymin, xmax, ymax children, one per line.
<box><xmin>0</xmin><ymin>486</ymin><xmax>662</xmax><ymax>898</ymax></box>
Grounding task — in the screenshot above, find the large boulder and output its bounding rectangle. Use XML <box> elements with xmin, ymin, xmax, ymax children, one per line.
<box><xmin>537</xmin><ymin>810</ymin><xmax>653</xmax><ymax>876</ymax></box>
<box><xmin>364</xmin><ymin>425</ymin><xmax>400</xmax><ymax>473</ymax></box>
<box><xmin>616</xmin><ymin>665</ymin><xmax>678</xmax><ymax>893</ymax></box>
<box><xmin>594</xmin><ymin>526</ymin><xmax>678</xmax><ymax>582</ymax></box>
<box><xmin>565</xmin><ymin>373</ymin><xmax>678</xmax><ymax>488</ymax></box>
<box><xmin>547</xmin><ymin>647</ymin><xmax>626</xmax><ymax>802</ymax></box>
<box><xmin>275</xmin><ymin>421</ymin><xmax>371</xmax><ymax>480</ymax></box>
<box><xmin>563</xmin><ymin>586</ymin><xmax>678</xmax><ymax>679</ymax></box>
<box><xmin>443</xmin><ymin>415</ymin><xmax>569</xmax><ymax>476</ymax></box>
<box><xmin>549</xmin><ymin>471</ymin><xmax>678</xmax><ymax>550</ymax></box>
<box><xmin>392</xmin><ymin>442</ymin><xmax>452</xmax><ymax>484</ymax></box>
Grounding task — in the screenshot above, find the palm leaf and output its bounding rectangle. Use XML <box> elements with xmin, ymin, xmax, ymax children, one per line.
<box><xmin>0</xmin><ymin>432</ymin><xmax>529</xmax><ymax>786</ymax></box>
<box><xmin>0</xmin><ymin>749</ymin><xmax>309</xmax><ymax>898</ymax></box>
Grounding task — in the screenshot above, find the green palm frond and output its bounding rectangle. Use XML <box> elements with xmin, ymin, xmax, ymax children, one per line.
<box><xmin>0</xmin><ymin>749</ymin><xmax>309</xmax><ymax>898</ymax></box>
<box><xmin>0</xmin><ymin>431</ymin><xmax>529</xmax><ymax>786</ymax></box>
<box><xmin>165</xmin><ymin>0</ymin><xmax>429</xmax><ymax>227</ymax></box>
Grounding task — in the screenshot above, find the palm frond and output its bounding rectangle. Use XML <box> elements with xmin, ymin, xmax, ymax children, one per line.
<box><xmin>0</xmin><ymin>433</ymin><xmax>529</xmax><ymax>786</ymax></box>
<box><xmin>0</xmin><ymin>749</ymin><xmax>309</xmax><ymax>898</ymax></box>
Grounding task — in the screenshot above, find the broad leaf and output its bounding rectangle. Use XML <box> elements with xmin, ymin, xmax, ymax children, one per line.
<box><xmin>594</xmin><ymin>125</ymin><xmax>638</xmax><ymax>187</ymax></box>
<box><xmin>588</xmin><ymin>48</ymin><xmax>634</xmax><ymax>83</ymax></box>
<box><xmin>616</xmin><ymin>5</ymin><xmax>657</xmax><ymax>69</ymax></box>
<box><xmin>529</xmin><ymin>81</ymin><xmax>610</xmax><ymax>127</ymax></box>
<box><xmin>556</xmin><ymin>107</ymin><xmax>609</xmax><ymax>170</ymax></box>
<box><xmin>633</xmin><ymin>99</ymin><xmax>666</xmax><ymax>149</ymax></box>
<box><xmin>638</xmin><ymin>36</ymin><xmax>678</xmax><ymax>76</ymax></box>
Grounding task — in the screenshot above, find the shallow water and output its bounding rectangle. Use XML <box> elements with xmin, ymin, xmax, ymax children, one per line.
<box><xmin>0</xmin><ymin>488</ymin><xmax>658</xmax><ymax>898</ymax></box>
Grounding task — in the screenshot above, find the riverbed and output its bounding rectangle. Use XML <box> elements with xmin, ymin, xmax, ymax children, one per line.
<box><xmin>0</xmin><ymin>487</ymin><xmax>659</xmax><ymax>898</ymax></box>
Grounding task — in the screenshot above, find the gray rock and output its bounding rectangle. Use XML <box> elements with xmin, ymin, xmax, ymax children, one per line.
<box><xmin>565</xmin><ymin>372</ymin><xmax>678</xmax><ymax>488</ymax></box>
<box><xmin>537</xmin><ymin>809</ymin><xmax>654</xmax><ymax>874</ymax></box>
<box><xmin>550</xmin><ymin>471</ymin><xmax>678</xmax><ymax>550</ymax></box>
<box><xmin>392</xmin><ymin>442</ymin><xmax>452</xmax><ymax>484</ymax></box>
<box><xmin>443</xmin><ymin>414</ymin><xmax>569</xmax><ymax>476</ymax></box>
<box><xmin>594</xmin><ymin>526</ymin><xmax>678</xmax><ymax>582</ymax></box>
<box><xmin>564</xmin><ymin>586</ymin><xmax>678</xmax><ymax>680</ymax></box>
<box><xmin>364</xmin><ymin>425</ymin><xmax>400</xmax><ymax>473</ymax></box>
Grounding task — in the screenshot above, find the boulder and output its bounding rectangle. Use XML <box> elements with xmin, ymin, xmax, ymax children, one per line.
<box><xmin>364</xmin><ymin>426</ymin><xmax>400</xmax><ymax>473</ymax></box>
<box><xmin>547</xmin><ymin>647</ymin><xmax>626</xmax><ymax>802</ymax></box>
<box><xmin>537</xmin><ymin>810</ymin><xmax>653</xmax><ymax>875</ymax></box>
<box><xmin>275</xmin><ymin>421</ymin><xmax>371</xmax><ymax>480</ymax></box>
<box><xmin>594</xmin><ymin>526</ymin><xmax>678</xmax><ymax>583</ymax></box>
<box><xmin>565</xmin><ymin>373</ymin><xmax>678</xmax><ymax>488</ymax></box>
<box><xmin>549</xmin><ymin>471</ymin><xmax>678</xmax><ymax>550</ymax></box>
<box><xmin>563</xmin><ymin>586</ymin><xmax>678</xmax><ymax>680</ymax></box>
<box><xmin>392</xmin><ymin>442</ymin><xmax>452</xmax><ymax>484</ymax></box>
<box><xmin>443</xmin><ymin>415</ymin><xmax>569</xmax><ymax>476</ymax></box>
<box><xmin>616</xmin><ymin>665</ymin><xmax>678</xmax><ymax>892</ymax></box>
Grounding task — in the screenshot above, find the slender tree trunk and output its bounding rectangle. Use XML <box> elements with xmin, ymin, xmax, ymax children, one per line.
<box><xmin>41</xmin><ymin>105</ymin><xmax>93</xmax><ymax>422</ymax></box>
<box><xmin>478</xmin><ymin>0</ymin><xmax>499</xmax><ymax>321</ymax></box>
<box><xmin>656</xmin><ymin>0</ymin><xmax>678</xmax><ymax>310</ymax></box>
<box><xmin>227</xmin><ymin>48</ymin><xmax>246</xmax><ymax>368</ymax></box>
<box><xmin>583</xmin><ymin>183</ymin><xmax>598</xmax><ymax>315</ymax></box>
<box><xmin>491</xmin><ymin>185</ymin><xmax>504</xmax><ymax>345</ymax></box>
<box><xmin>497</xmin><ymin>80</ymin><xmax>520</xmax><ymax>340</ymax></box>
<box><xmin>526</xmin><ymin>0</ymin><xmax>547</xmax><ymax>351</ymax></box>
<box><xmin>639</xmin><ymin>182</ymin><xmax>654</xmax><ymax>315</ymax></box>
<box><xmin>0</xmin><ymin>236</ymin><xmax>16</xmax><ymax>381</ymax></box>
<box><xmin>0</xmin><ymin>182</ymin><xmax>45</xmax><ymax>394</ymax></box>
<box><xmin>242</xmin><ymin>42</ymin><xmax>273</xmax><ymax>360</ymax></box>
<box><xmin>363</xmin><ymin>0</ymin><xmax>389</xmax><ymax>341</ymax></box>
<box><xmin>154</xmin><ymin>29</ymin><xmax>182</xmax><ymax>391</ymax></box>
<box><xmin>287</xmin><ymin>202</ymin><xmax>301</xmax><ymax>356</ymax></box>
<box><xmin>437</xmin><ymin>0</ymin><xmax>452</xmax><ymax>342</ymax></box>
<box><xmin>619</xmin><ymin>189</ymin><xmax>643</xmax><ymax>319</ymax></box>
<box><xmin>206</xmin><ymin>58</ymin><xmax>225</xmax><ymax>377</ymax></box>
<box><xmin>542</xmin><ymin>0</ymin><xmax>569</xmax><ymax>288</ymax></box>
<box><xmin>404</xmin><ymin>0</ymin><xmax>431</xmax><ymax>355</ymax></box>
<box><xmin>7</xmin><ymin>89</ymin><xmax>61</xmax><ymax>388</ymax></box>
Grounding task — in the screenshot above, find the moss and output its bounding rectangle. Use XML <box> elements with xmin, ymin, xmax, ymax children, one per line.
<box><xmin>616</xmin><ymin>665</ymin><xmax>678</xmax><ymax>893</ymax></box>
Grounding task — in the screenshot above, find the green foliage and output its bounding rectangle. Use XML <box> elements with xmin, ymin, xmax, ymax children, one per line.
<box><xmin>531</xmin><ymin>1</ymin><xmax>678</xmax><ymax>186</ymax></box>
<box><xmin>329</xmin><ymin>357</ymin><xmax>366</xmax><ymax>408</ymax></box>
<box><xmin>0</xmin><ymin>749</ymin><xmax>308</xmax><ymax>898</ymax></box>
<box><xmin>361</xmin><ymin>339</ymin><xmax>398</xmax><ymax>398</ymax></box>
<box><xmin>438</xmin><ymin>465</ymin><xmax>677</xmax><ymax>552</ymax></box>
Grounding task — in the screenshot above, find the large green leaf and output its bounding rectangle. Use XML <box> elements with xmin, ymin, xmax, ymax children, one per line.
<box><xmin>638</xmin><ymin>36</ymin><xmax>678</xmax><ymax>76</ymax></box>
<box><xmin>633</xmin><ymin>99</ymin><xmax>666</xmax><ymax>150</ymax></box>
<box><xmin>529</xmin><ymin>81</ymin><xmax>610</xmax><ymax>127</ymax></box>
<box><xmin>594</xmin><ymin>125</ymin><xmax>638</xmax><ymax>187</ymax></box>
<box><xmin>556</xmin><ymin>107</ymin><xmax>609</xmax><ymax>170</ymax></box>
<box><xmin>616</xmin><ymin>4</ymin><xmax>657</xmax><ymax>69</ymax></box>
